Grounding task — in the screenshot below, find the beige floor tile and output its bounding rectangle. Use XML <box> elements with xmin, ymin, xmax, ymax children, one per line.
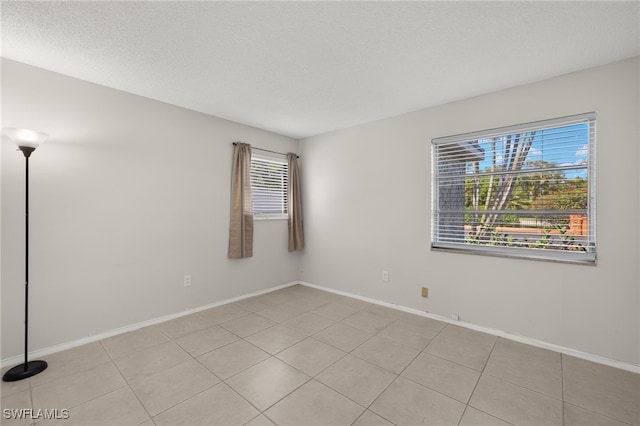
<box><xmin>251</xmin><ymin>291</ymin><xmax>292</xmax><ymax>306</ymax></box>
<box><xmin>235</xmin><ymin>295</ymin><xmax>282</xmax><ymax>313</ymax></box>
<box><xmin>153</xmin><ymin>382</ymin><xmax>259</xmax><ymax>426</ymax></box>
<box><xmin>313</xmin><ymin>323</ymin><xmax>373</xmax><ymax>352</ymax></box>
<box><xmin>37</xmin><ymin>387</ymin><xmax>149</xmax><ymax>426</ymax></box>
<box><xmin>370</xmin><ymin>376</ymin><xmax>465</xmax><ymax>426</ymax></box>
<box><xmin>1</xmin><ymin>389</ymin><xmax>33</xmax><ymax>426</ymax></box>
<box><xmin>564</xmin><ymin>403</ymin><xmax>631</xmax><ymax>426</ymax></box>
<box><xmin>1</xmin><ymin>365</ymin><xmax>31</xmax><ymax>398</ymax></box>
<box><xmin>156</xmin><ymin>313</ymin><xmax>213</xmax><ymax>339</ymax></box>
<box><xmin>174</xmin><ymin>324</ymin><xmax>238</xmax><ymax>357</ymax></box>
<box><xmin>264</xmin><ymin>380</ymin><xmax>364</xmax><ymax>426</ymax></box>
<box><xmin>219</xmin><ymin>313</ymin><xmax>276</xmax><ymax>338</ymax></box>
<box><xmin>316</xmin><ymin>354</ymin><xmax>396</xmax><ymax>407</ymax></box>
<box><xmin>245</xmin><ymin>414</ymin><xmax>276</xmax><ymax>426</ymax></box>
<box><xmin>401</xmin><ymin>353</ymin><xmax>480</xmax><ymax>403</ymax></box>
<box><xmin>376</xmin><ymin>321</ymin><xmax>434</xmax><ymax>350</ymax></box>
<box><xmin>331</xmin><ymin>297</ymin><xmax>372</xmax><ymax>310</ymax></box>
<box><xmin>282</xmin><ymin>312</ymin><xmax>335</xmax><ymax>336</ymax></box>
<box><xmin>225</xmin><ymin>357</ymin><xmax>309</xmax><ymax>411</ymax></box>
<box><xmin>393</xmin><ymin>311</ymin><xmax>446</xmax><ymax>328</ymax></box>
<box><xmin>311</xmin><ymin>301</ymin><xmax>360</xmax><ymax>322</ymax></box>
<box><xmin>130</xmin><ymin>359</ymin><xmax>219</xmax><ymax>416</ymax></box>
<box><xmin>458</xmin><ymin>407</ymin><xmax>512</xmax><ymax>426</ymax></box>
<box><xmin>484</xmin><ymin>338</ymin><xmax>562</xmax><ymax>399</ymax></box>
<box><xmin>32</xmin><ymin>362</ymin><xmax>126</xmax><ymax>410</ymax></box>
<box><xmin>199</xmin><ymin>303</ymin><xmax>249</xmax><ymax>324</ymax></box>
<box><xmin>469</xmin><ymin>374</ymin><xmax>562</xmax><ymax>426</ymax></box>
<box><xmin>30</xmin><ymin>342</ymin><xmax>111</xmax><ymax>388</ymax></box>
<box><xmin>362</xmin><ymin>304</ymin><xmax>405</xmax><ymax>321</ymax></box>
<box><xmin>245</xmin><ymin>325</ymin><xmax>306</xmax><ymax>355</ymax></box>
<box><xmin>425</xmin><ymin>325</ymin><xmax>496</xmax><ymax>371</ymax></box>
<box><xmin>352</xmin><ymin>410</ymin><xmax>394</xmax><ymax>426</ymax></box>
<box><xmin>284</xmin><ymin>295</ymin><xmax>332</xmax><ymax>311</ymax></box>
<box><xmin>261</xmin><ymin>287</ymin><xmax>304</xmax><ymax>303</ymax></box>
<box><xmin>11</xmin><ymin>286</ymin><xmax>637</xmax><ymax>426</ymax></box>
<box><xmin>563</xmin><ymin>355</ymin><xmax>640</xmax><ymax>425</ymax></box>
<box><xmin>255</xmin><ymin>303</ymin><xmax>308</xmax><ymax>323</ymax></box>
<box><xmin>113</xmin><ymin>341</ymin><xmax>191</xmax><ymax>382</ymax></box>
<box><xmin>276</xmin><ymin>337</ymin><xmax>346</xmax><ymax>377</ymax></box>
<box><xmin>197</xmin><ymin>340</ymin><xmax>269</xmax><ymax>379</ymax></box>
<box><xmin>340</xmin><ymin>311</ymin><xmax>395</xmax><ymax>334</ymax></box>
<box><xmin>100</xmin><ymin>326</ymin><xmax>169</xmax><ymax>359</ymax></box>
<box><xmin>321</xmin><ymin>293</ymin><xmax>355</xmax><ymax>305</ymax></box>
<box><xmin>352</xmin><ymin>336</ymin><xmax>420</xmax><ymax>374</ymax></box>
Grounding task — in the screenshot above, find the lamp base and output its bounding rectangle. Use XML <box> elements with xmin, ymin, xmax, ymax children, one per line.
<box><xmin>2</xmin><ymin>360</ymin><xmax>47</xmax><ymax>382</ymax></box>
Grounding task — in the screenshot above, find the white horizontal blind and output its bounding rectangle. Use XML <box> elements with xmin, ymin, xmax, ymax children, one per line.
<box><xmin>431</xmin><ymin>112</ymin><xmax>596</xmax><ymax>264</ymax></box>
<box><xmin>250</xmin><ymin>153</ymin><xmax>288</xmax><ymax>218</ymax></box>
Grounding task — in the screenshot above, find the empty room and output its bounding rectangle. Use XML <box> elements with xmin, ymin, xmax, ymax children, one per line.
<box><xmin>1</xmin><ymin>2</ymin><xmax>639</xmax><ymax>426</ymax></box>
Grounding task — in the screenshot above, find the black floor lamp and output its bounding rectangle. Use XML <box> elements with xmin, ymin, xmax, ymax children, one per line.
<box><xmin>2</xmin><ymin>128</ymin><xmax>49</xmax><ymax>382</ymax></box>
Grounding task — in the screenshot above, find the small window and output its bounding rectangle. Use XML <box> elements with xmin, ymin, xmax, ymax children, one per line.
<box><xmin>431</xmin><ymin>112</ymin><xmax>596</xmax><ymax>264</ymax></box>
<box><xmin>250</xmin><ymin>153</ymin><xmax>288</xmax><ymax>219</ymax></box>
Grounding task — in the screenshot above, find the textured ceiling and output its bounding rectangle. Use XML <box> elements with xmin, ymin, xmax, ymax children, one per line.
<box><xmin>1</xmin><ymin>1</ymin><xmax>638</xmax><ymax>139</ymax></box>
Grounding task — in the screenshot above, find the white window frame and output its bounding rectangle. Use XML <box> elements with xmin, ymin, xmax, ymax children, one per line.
<box><xmin>431</xmin><ymin>112</ymin><xmax>596</xmax><ymax>264</ymax></box>
<box><xmin>250</xmin><ymin>152</ymin><xmax>288</xmax><ymax>220</ymax></box>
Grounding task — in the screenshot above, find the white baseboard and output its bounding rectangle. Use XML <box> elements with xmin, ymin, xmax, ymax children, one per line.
<box><xmin>1</xmin><ymin>281</ymin><xmax>299</xmax><ymax>369</ymax></box>
<box><xmin>298</xmin><ymin>281</ymin><xmax>640</xmax><ymax>374</ymax></box>
<box><xmin>4</xmin><ymin>279</ymin><xmax>638</xmax><ymax>375</ymax></box>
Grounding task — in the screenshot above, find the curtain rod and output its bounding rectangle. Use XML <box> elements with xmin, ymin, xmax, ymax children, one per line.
<box><xmin>232</xmin><ymin>142</ymin><xmax>299</xmax><ymax>158</ymax></box>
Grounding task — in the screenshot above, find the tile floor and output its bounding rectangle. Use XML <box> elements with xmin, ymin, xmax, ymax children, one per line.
<box><xmin>1</xmin><ymin>284</ymin><xmax>638</xmax><ymax>426</ymax></box>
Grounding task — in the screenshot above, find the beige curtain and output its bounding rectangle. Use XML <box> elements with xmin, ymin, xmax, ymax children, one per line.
<box><xmin>228</xmin><ymin>143</ymin><xmax>253</xmax><ymax>258</ymax></box>
<box><xmin>287</xmin><ymin>153</ymin><xmax>304</xmax><ymax>252</ymax></box>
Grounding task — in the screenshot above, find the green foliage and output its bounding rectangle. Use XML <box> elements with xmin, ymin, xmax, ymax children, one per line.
<box><xmin>465</xmin><ymin>161</ymin><xmax>588</xmax><ymax>223</ymax></box>
<box><xmin>466</xmin><ymin>160</ymin><xmax>558</xmax><ymax>208</ymax></box>
<box><xmin>465</xmin><ymin>224</ymin><xmax>516</xmax><ymax>247</ymax></box>
<box><xmin>463</xmin><ymin>141</ymin><xmax>588</xmax><ymax>252</ymax></box>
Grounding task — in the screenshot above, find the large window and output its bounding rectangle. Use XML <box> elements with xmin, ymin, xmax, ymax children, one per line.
<box><xmin>431</xmin><ymin>112</ymin><xmax>596</xmax><ymax>264</ymax></box>
<box><xmin>250</xmin><ymin>152</ymin><xmax>288</xmax><ymax>219</ymax></box>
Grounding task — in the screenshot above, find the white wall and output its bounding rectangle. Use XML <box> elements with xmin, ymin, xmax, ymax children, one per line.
<box><xmin>3</xmin><ymin>57</ymin><xmax>638</xmax><ymax>367</ymax></box>
<box><xmin>1</xmin><ymin>59</ymin><xmax>300</xmax><ymax>359</ymax></box>
<box><xmin>300</xmin><ymin>57</ymin><xmax>640</xmax><ymax>365</ymax></box>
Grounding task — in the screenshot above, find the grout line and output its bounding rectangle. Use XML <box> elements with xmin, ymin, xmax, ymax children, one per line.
<box><xmin>298</xmin><ymin>282</ymin><xmax>640</xmax><ymax>374</ymax></box>
<box><xmin>149</xmin><ymin>380</ymin><xmax>221</xmax><ymax>420</ymax></box>
<box><xmin>0</xmin><ymin>282</ymin><xmax>300</xmax><ymax>370</ymax></box>
<box><xmin>201</xmin><ymin>339</ymin><xmax>270</xmax><ymax>381</ymax></box>
<box><xmin>561</xmin><ymin>401</ymin><xmax>636</xmax><ymax>426</ymax></box>
<box><xmin>460</xmin><ymin>333</ymin><xmax>500</xmax><ymax>425</ymax></box>
<box><xmin>342</xmin><ymin>317</ymin><xmax>443</xmax><ymax>424</ymax></box>
<box><xmin>478</xmin><ymin>346</ymin><xmax>564</xmax><ymax>403</ymax></box>
<box><xmin>108</xmin><ymin>352</ymin><xmax>154</xmax><ymax>423</ymax></box>
<box><xmin>219</xmin><ymin>353</ymin><xmax>313</xmax><ymax>418</ymax></box>
<box><xmin>15</xmin><ymin>286</ymin><xmax>638</xmax><ymax>426</ymax></box>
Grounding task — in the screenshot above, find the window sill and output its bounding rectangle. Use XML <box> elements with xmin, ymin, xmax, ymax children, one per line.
<box><xmin>254</xmin><ymin>214</ymin><xmax>288</xmax><ymax>221</ymax></box>
<box><xmin>431</xmin><ymin>243</ymin><xmax>597</xmax><ymax>265</ymax></box>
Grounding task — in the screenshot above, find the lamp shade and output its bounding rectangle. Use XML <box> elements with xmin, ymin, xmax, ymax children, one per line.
<box><xmin>3</xmin><ymin>128</ymin><xmax>48</xmax><ymax>149</ymax></box>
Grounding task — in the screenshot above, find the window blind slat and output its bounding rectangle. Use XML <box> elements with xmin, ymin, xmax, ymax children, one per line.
<box><xmin>431</xmin><ymin>113</ymin><xmax>596</xmax><ymax>264</ymax></box>
<box><xmin>250</xmin><ymin>154</ymin><xmax>288</xmax><ymax>217</ymax></box>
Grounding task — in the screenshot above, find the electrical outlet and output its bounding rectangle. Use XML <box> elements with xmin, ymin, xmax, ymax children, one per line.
<box><xmin>382</xmin><ymin>271</ymin><xmax>389</xmax><ymax>282</ymax></box>
<box><xmin>451</xmin><ymin>313</ymin><xmax>460</xmax><ymax>321</ymax></box>
<box><xmin>183</xmin><ymin>275</ymin><xmax>192</xmax><ymax>287</ymax></box>
<box><xmin>421</xmin><ymin>287</ymin><xmax>429</xmax><ymax>298</ymax></box>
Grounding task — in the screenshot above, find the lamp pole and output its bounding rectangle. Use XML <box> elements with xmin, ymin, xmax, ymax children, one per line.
<box><xmin>2</xmin><ymin>129</ymin><xmax>48</xmax><ymax>382</ymax></box>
